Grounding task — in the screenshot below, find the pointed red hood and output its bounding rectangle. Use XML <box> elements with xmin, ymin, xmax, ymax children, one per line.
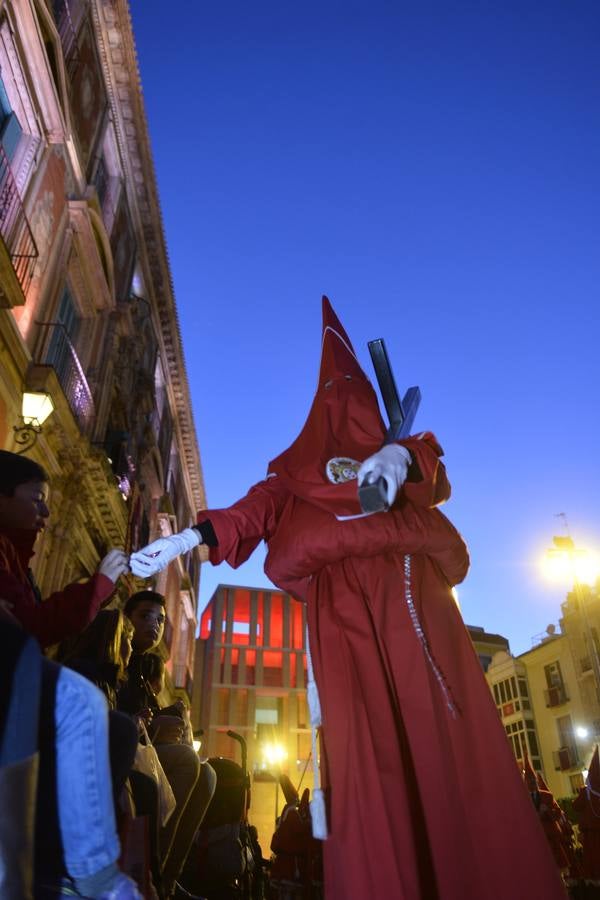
<box><xmin>536</xmin><ymin>771</ymin><xmax>551</xmax><ymax>793</ymax></box>
<box><xmin>268</xmin><ymin>296</ymin><xmax>386</xmax><ymax>517</ymax></box>
<box><xmin>535</xmin><ymin>770</ymin><xmax>556</xmax><ymax>806</ymax></box>
<box><xmin>522</xmin><ymin>753</ymin><xmax>539</xmax><ymax>792</ymax></box>
<box><xmin>318</xmin><ymin>296</ymin><xmax>367</xmax><ymax>388</ymax></box>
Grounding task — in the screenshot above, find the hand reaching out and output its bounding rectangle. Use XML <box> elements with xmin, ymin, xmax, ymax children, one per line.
<box><xmin>97</xmin><ymin>549</ymin><xmax>129</xmax><ymax>583</ymax></box>
<box><xmin>129</xmin><ymin>528</ymin><xmax>201</xmax><ymax>578</ymax></box>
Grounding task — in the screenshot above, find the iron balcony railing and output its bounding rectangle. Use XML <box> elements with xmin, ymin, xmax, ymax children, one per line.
<box><xmin>544</xmin><ymin>684</ymin><xmax>569</xmax><ymax>707</ymax></box>
<box><xmin>94</xmin><ymin>155</ymin><xmax>109</xmax><ymax>209</ymax></box>
<box><xmin>0</xmin><ymin>144</ymin><xmax>38</xmax><ymax>298</ymax></box>
<box><xmin>553</xmin><ymin>745</ymin><xmax>579</xmax><ymax>771</ymax></box>
<box><xmin>580</xmin><ymin>656</ymin><xmax>593</xmax><ymax>675</ymax></box>
<box><xmin>157</xmin><ymin>408</ymin><xmax>173</xmax><ymax>476</ymax></box>
<box><xmin>51</xmin><ymin>0</ymin><xmax>84</xmax><ymax>78</ymax></box>
<box><xmin>36</xmin><ymin>322</ymin><xmax>94</xmax><ymax>432</ymax></box>
<box><xmin>167</xmin><ymin>464</ymin><xmax>185</xmax><ymax>531</ymax></box>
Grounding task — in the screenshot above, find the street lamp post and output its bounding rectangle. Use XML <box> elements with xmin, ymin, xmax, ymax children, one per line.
<box><xmin>13</xmin><ymin>390</ymin><xmax>54</xmax><ymax>453</ymax></box>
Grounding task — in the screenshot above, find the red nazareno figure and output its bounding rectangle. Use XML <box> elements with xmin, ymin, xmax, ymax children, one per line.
<box><xmin>132</xmin><ymin>297</ymin><xmax>567</xmax><ymax>899</ymax></box>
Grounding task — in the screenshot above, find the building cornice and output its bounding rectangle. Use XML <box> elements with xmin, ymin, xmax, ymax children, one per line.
<box><xmin>92</xmin><ymin>0</ymin><xmax>206</xmax><ymax>513</ymax></box>
<box><xmin>517</xmin><ymin>633</ymin><xmax>565</xmax><ymax>660</ymax></box>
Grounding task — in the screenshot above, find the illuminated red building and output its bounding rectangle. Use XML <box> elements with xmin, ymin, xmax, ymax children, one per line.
<box><xmin>191</xmin><ymin>583</ymin><xmax>314</xmax><ymax>842</ymax></box>
<box><xmin>192</xmin><ymin>584</ymin><xmax>311</xmax><ymax>772</ymax></box>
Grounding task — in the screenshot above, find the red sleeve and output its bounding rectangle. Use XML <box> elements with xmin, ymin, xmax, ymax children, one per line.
<box><xmin>197</xmin><ymin>476</ymin><xmax>289</xmax><ymax>569</ymax></box>
<box><xmin>0</xmin><ymin>561</ymin><xmax>116</xmax><ymax>650</ymax></box>
<box><xmin>0</xmin><ymin>556</ymin><xmax>31</xmax><ymax>615</ymax></box>
<box><xmin>28</xmin><ymin>575</ymin><xmax>116</xmax><ymax>648</ymax></box>
<box><xmin>397</xmin><ymin>431</ymin><xmax>451</xmax><ymax>508</ymax></box>
<box><xmin>414</xmin><ymin>507</ymin><xmax>470</xmax><ymax>586</ymax></box>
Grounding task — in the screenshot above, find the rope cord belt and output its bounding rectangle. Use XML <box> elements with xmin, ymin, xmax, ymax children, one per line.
<box><xmin>403</xmin><ymin>554</ymin><xmax>459</xmax><ymax>719</ymax></box>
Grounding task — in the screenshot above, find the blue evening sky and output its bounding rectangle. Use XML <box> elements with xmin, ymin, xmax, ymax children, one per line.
<box><xmin>130</xmin><ymin>1</ymin><xmax>599</xmax><ymax>655</ymax></box>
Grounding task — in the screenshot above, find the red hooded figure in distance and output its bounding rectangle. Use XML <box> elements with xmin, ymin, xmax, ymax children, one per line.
<box><xmin>523</xmin><ymin>754</ymin><xmax>573</xmax><ymax>873</ymax></box>
<box><xmin>131</xmin><ymin>298</ymin><xmax>566</xmax><ymax>899</ymax></box>
<box><xmin>574</xmin><ymin>745</ymin><xmax>600</xmax><ymax>879</ymax></box>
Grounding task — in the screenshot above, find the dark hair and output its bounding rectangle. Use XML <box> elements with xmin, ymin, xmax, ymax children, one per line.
<box><xmin>0</xmin><ymin>451</ymin><xmax>48</xmax><ymax>497</ymax></box>
<box><xmin>124</xmin><ymin>589</ymin><xmax>166</xmax><ymax>617</ymax></box>
<box><xmin>61</xmin><ymin>609</ymin><xmax>134</xmax><ymax>682</ymax></box>
<box><xmin>139</xmin><ymin>652</ymin><xmax>164</xmax><ymax>682</ymax></box>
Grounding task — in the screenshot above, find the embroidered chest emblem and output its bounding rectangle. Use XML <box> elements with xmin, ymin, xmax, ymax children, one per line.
<box><xmin>326</xmin><ymin>457</ymin><xmax>361</xmax><ymax>484</ymax></box>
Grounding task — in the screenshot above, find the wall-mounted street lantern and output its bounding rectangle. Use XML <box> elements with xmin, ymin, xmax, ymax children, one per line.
<box><xmin>14</xmin><ymin>390</ymin><xmax>55</xmax><ymax>454</ymax></box>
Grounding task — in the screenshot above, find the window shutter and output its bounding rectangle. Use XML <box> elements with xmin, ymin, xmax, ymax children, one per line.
<box><xmin>0</xmin><ymin>111</ymin><xmax>22</xmax><ymax>159</ymax></box>
<box><xmin>0</xmin><ymin>75</ymin><xmax>23</xmax><ymax>160</ymax></box>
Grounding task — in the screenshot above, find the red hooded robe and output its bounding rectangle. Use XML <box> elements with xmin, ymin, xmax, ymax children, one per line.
<box><xmin>536</xmin><ymin>769</ymin><xmax>580</xmax><ymax>876</ymax></box>
<box><xmin>574</xmin><ymin>745</ymin><xmax>600</xmax><ymax>879</ymax></box>
<box><xmin>523</xmin><ymin>754</ymin><xmax>572</xmax><ymax>872</ymax></box>
<box><xmin>198</xmin><ymin>298</ymin><xmax>566</xmax><ymax>899</ymax></box>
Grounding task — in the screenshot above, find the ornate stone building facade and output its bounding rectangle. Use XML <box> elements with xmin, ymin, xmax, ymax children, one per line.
<box><xmin>0</xmin><ymin>0</ymin><xmax>205</xmax><ymax>700</ymax></box>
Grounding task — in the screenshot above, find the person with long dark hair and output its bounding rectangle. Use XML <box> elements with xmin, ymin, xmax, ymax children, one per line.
<box><xmin>61</xmin><ymin>608</ymin><xmax>134</xmax><ymax>710</ymax></box>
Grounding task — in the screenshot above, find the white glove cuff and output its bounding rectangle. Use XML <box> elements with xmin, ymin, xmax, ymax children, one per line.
<box><xmin>172</xmin><ymin>527</ymin><xmax>201</xmax><ymax>555</ymax></box>
<box><xmin>394</xmin><ymin>444</ymin><xmax>412</xmax><ymax>466</ymax></box>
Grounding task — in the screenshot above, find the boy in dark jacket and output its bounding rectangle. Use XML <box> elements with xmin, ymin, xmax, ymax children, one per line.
<box><xmin>0</xmin><ymin>450</ymin><xmax>127</xmax><ymax>648</ymax></box>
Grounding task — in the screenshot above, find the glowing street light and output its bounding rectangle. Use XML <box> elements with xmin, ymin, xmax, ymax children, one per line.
<box><xmin>261</xmin><ymin>741</ymin><xmax>288</xmax><ymax>826</ymax></box>
<box><xmin>14</xmin><ymin>390</ymin><xmax>55</xmax><ymax>453</ymax></box>
<box><xmin>542</xmin><ymin>538</ymin><xmax>600</xmax><ymax>586</ymax></box>
<box><xmin>542</xmin><ymin>533</ymin><xmax>600</xmax><ymax>700</ymax></box>
<box><xmin>262</xmin><ymin>741</ymin><xmax>287</xmax><ymax>767</ymax></box>
<box><xmin>22</xmin><ymin>390</ymin><xmax>55</xmax><ymax>426</ymax></box>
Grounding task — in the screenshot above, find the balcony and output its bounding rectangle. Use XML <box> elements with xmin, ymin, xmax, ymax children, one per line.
<box><xmin>51</xmin><ymin>0</ymin><xmax>85</xmax><ymax>78</ymax></box>
<box><xmin>94</xmin><ymin>155</ymin><xmax>109</xmax><ymax>207</ymax></box>
<box><xmin>553</xmin><ymin>745</ymin><xmax>579</xmax><ymax>771</ymax></box>
<box><xmin>580</xmin><ymin>656</ymin><xmax>593</xmax><ymax>675</ymax></box>
<box><xmin>167</xmin><ymin>464</ymin><xmax>185</xmax><ymax>530</ymax></box>
<box><xmin>544</xmin><ymin>684</ymin><xmax>569</xmax><ymax>707</ymax></box>
<box><xmin>92</xmin><ymin>158</ymin><xmax>121</xmax><ymax>236</ymax></box>
<box><xmin>0</xmin><ymin>144</ymin><xmax>38</xmax><ymax>306</ymax></box>
<box><xmin>101</xmin><ymin>429</ymin><xmax>136</xmax><ymax>498</ymax></box>
<box><xmin>36</xmin><ymin>322</ymin><xmax>94</xmax><ymax>432</ymax></box>
<box><xmin>157</xmin><ymin>408</ymin><xmax>173</xmax><ymax>477</ymax></box>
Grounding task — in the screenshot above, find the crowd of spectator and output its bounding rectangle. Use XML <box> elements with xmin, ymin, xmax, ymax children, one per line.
<box><xmin>0</xmin><ymin>450</ymin><xmax>215</xmax><ymax>899</ymax></box>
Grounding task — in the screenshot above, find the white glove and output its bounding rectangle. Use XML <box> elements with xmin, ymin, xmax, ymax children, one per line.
<box><xmin>129</xmin><ymin>528</ymin><xmax>201</xmax><ymax>578</ymax></box>
<box><xmin>97</xmin><ymin>548</ymin><xmax>129</xmax><ymax>583</ymax></box>
<box><xmin>357</xmin><ymin>444</ymin><xmax>412</xmax><ymax>508</ymax></box>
